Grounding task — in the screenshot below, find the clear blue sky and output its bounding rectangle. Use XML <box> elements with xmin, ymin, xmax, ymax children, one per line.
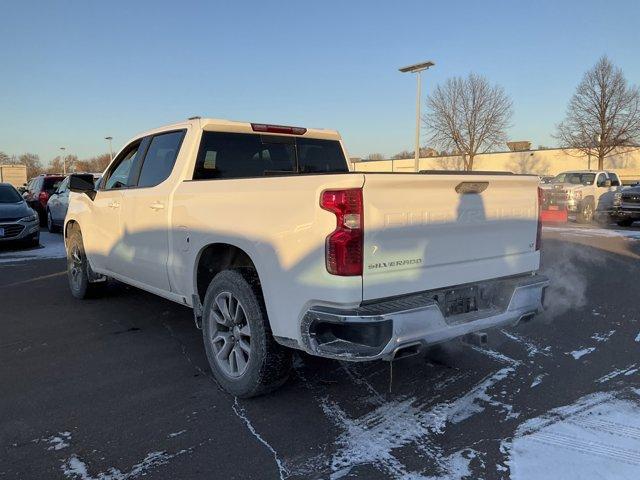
<box><xmin>1</xmin><ymin>0</ymin><xmax>639</xmax><ymax>164</ymax></box>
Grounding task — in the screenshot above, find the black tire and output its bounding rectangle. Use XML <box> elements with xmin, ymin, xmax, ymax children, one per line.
<box><xmin>577</xmin><ymin>199</ymin><xmax>595</xmax><ymax>224</ymax></box>
<box><xmin>617</xmin><ymin>218</ymin><xmax>634</xmax><ymax>227</ymax></box>
<box><xmin>202</xmin><ymin>268</ymin><xmax>292</xmax><ymax>398</ymax></box>
<box><xmin>22</xmin><ymin>235</ymin><xmax>39</xmax><ymax>248</ymax></box>
<box><xmin>47</xmin><ymin>209</ymin><xmax>60</xmax><ymax>233</ymax></box>
<box><xmin>66</xmin><ymin>226</ymin><xmax>104</xmax><ymax>299</ymax></box>
<box><xmin>38</xmin><ymin>208</ymin><xmax>46</xmax><ymax>227</ymax></box>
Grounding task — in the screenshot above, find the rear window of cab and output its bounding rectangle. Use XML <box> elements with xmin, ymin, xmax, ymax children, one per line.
<box><xmin>192</xmin><ymin>132</ymin><xmax>348</xmax><ymax>180</ymax></box>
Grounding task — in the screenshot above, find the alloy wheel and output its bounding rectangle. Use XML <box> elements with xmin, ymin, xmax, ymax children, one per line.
<box><xmin>207</xmin><ymin>292</ymin><xmax>252</xmax><ymax>378</ymax></box>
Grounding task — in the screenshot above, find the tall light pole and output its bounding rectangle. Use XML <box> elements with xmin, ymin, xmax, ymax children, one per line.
<box><xmin>60</xmin><ymin>147</ymin><xmax>66</xmax><ymax>174</ymax></box>
<box><xmin>399</xmin><ymin>60</ymin><xmax>435</xmax><ymax>171</ymax></box>
<box><xmin>105</xmin><ymin>136</ymin><xmax>114</xmax><ymax>162</ymax></box>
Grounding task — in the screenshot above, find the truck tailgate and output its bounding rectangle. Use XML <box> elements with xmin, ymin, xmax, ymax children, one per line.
<box><xmin>362</xmin><ymin>173</ymin><xmax>540</xmax><ymax>300</ymax></box>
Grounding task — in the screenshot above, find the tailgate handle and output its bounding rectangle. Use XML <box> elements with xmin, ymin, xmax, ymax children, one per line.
<box><xmin>455</xmin><ymin>182</ymin><xmax>489</xmax><ymax>194</ymax></box>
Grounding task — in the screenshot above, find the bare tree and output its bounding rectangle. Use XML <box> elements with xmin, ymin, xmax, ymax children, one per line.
<box><xmin>74</xmin><ymin>154</ymin><xmax>111</xmax><ymax>173</ymax></box>
<box><xmin>391</xmin><ymin>150</ymin><xmax>414</xmax><ymax>160</ymax></box>
<box><xmin>555</xmin><ymin>56</ymin><xmax>640</xmax><ymax>170</ymax></box>
<box><xmin>48</xmin><ymin>154</ymin><xmax>77</xmax><ymax>174</ymax></box>
<box><xmin>0</xmin><ymin>151</ymin><xmax>10</xmax><ymax>164</ymax></box>
<box><xmin>17</xmin><ymin>153</ymin><xmax>44</xmax><ymax>178</ymax></box>
<box><xmin>365</xmin><ymin>153</ymin><xmax>385</xmax><ymax>161</ymax></box>
<box><xmin>424</xmin><ymin>73</ymin><xmax>512</xmax><ymax>171</ymax></box>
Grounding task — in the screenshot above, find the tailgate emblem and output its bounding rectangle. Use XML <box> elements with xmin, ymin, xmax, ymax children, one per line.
<box><xmin>455</xmin><ymin>182</ymin><xmax>489</xmax><ymax>194</ymax></box>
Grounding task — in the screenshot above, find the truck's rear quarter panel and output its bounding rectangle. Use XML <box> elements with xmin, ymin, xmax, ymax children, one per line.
<box><xmin>171</xmin><ymin>173</ymin><xmax>365</xmax><ymax>342</ymax></box>
<box><xmin>362</xmin><ymin>173</ymin><xmax>540</xmax><ymax>300</ymax></box>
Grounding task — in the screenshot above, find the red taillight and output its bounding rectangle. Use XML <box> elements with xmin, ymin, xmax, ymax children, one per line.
<box><xmin>39</xmin><ymin>191</ymin><xmax>49</xmax><ymax>206</ymax></box>
<box><xmin>251</xmin><ymin>123</ymin><xmax>307</xmax><ymax>135</ymax></box>
<box><xmin>536</xmin><ymin>187</ymin><xmax>543</xmax><ymax>251</ymax></box>
<box><xmin>320</xmin><ymin>188</ymin><xmax>363</xmax><ymax>276</ymax></box>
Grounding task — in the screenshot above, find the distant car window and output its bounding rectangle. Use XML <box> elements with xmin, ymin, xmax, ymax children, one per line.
<box><xmin>554</xmin><ymin>173</ymin><xmax>595</xmax><ymax>185</ymax></box>
<box><xmin>0</xmin><ymin>184</ymin><xmax>23</xmax><ymax>203</ymax></box>
<box><xmin>57</xmin><ymin>177</ymin><xmax>70</xmax><ymax>193</ymax></box>
<box><xmin>136</xmin><ymin>131</ymin><xmax>185</xmax><ymax>188</ymax></box>
<box><xmin>597</xmin><ymin>173</ymin><xmax>607</xmax><ymax>186</ymax></box>
<box><xmin>104</xmin><ymin>143</ymin><xmax>141</xmax><ymax>190</ymax></box>
<box><xmin>43</xmin><ymin>177</ymin><xmax>63</xmax><ymax>194</ymax></box>
<box><xmin>193</xmin><ymin>132</ymin><xmax>347</xmax><ymax>180</ymax></box>
<box><xmin>609</xmin><ymin>173</ymin><xmax>621</xmax><ymax>186</ymax></box>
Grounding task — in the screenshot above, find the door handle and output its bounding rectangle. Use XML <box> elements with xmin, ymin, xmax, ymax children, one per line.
<box><xmin>109</xmin><ymin>201</ymin><xmax>120</xmax><ymax>209</ymax></box>
<box><xmin>149</xmin><ymin>202</ymin><xmax>165</xmax><ymax>211</ymax></box>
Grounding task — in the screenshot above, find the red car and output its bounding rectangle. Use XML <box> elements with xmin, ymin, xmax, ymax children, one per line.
<box><xmin>23</xmin><ymin>174</ymin><xmax>65</xmax><ymax>226</ymax></box>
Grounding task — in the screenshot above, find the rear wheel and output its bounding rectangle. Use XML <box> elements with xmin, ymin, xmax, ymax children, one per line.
<box><xmin>202</xmin><ymin>269</ymin><xmax>292</xmax><ymax>398</ymax></box>
<box><xmin>47</xmin><ymin>209</ymin><xmax>60</xmax><ymax>233</ymax></box>
<box><xmin>66</xmin><ymin>227</ymin><xmax>104</xmax><ymax>299</ymax></box>
<box><xmin>617</xmin><ymin>218</ymin><xmax>634</xmax><ymax>227</ymax></box>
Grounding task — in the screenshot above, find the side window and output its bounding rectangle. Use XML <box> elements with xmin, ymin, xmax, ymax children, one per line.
<box><xmin>57</xmin><ymin>177</ymin><xmax>70</xmax><ymax>193</ymax></box>
<box><xmin>104</xmin><ymin>142</ymin><xmax>141</xmax><ymax>190</ymax></box>
<box><xmin>596</xmin><ymin>173</ymin><xmax>607</xmax><ymax>187</ymax></box>
<box><xmin>193</xmin><ymin>132</ymin><xmax>295</xmax><ymax>180</ymax></box>
<box><xmin>136</xmin><ymin>131</ymin><xmax>185</xmax><ymax>188</ymax></box>
<box><xmin>609</xmin><ymin>173</ymin><xmax>621</xmax><ymax>187</ymax></box>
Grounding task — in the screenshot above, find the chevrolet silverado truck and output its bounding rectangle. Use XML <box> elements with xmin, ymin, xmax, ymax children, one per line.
<box><xmin>542</xmin><ymin>170</ymin><xmax>621</xmax><ymax>223</ymax></box>
<box><xmin>65</xmin><ymin>117</ymin><xmax>548</xmax><ymax>397</ymax></box>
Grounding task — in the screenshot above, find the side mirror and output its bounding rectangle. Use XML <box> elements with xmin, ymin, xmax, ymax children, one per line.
<box><xmin>69</xmin><ymin>175</ymin><xmax>97</xmax><ymax>200</ymax></box>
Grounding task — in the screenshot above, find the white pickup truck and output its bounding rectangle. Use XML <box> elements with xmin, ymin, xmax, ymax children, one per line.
<box><xmin>66</xmin><ymin>117</ymin><xmax>548</xmax><ymax>397</ymax></box>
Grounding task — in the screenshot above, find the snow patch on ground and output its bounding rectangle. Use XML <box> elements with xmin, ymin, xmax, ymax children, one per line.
<box><xmin>505</xmin><ymin>391</ymin><xmax>640</xmax><ymax>480</ymax></box>
<box><xmin>167</xmin><ymin>429</ymin><xmax>186</xmax><ymax>438</ymax></box>
<box><xmin>45</xmin><ymin>431</ymin><xmax>71</xmax><ymax>451</ymax></box>
<box><xmin>566</xmin><ymin>347</ymin><xmax>596</xmax><ymax>360</ymax></box>
<box><xmin>232</xmin><ymin>398</ymin><xmax>288</xmax><ymax>480</ymax></box>
<box><xmin>635</xmin><ymin>332</ymin><xmax>640</xmax><ymax>343</ymax></box>
<box><xmin>317</xmin><ymin>366</ymin><xmax>515</xmax><ymax>478</ymax></box>
<box><xmin>544</xmin><ymin>226</ymin><xmax>640</xmax><ymax>240</ymax></box>
<box><xmin>62</xmin><ymin>450</ymin><xmax>183</xmax><ymax>480</ymax></box>
<box><xmin>0</xmin><ymin>231</ymin><xmax>65</xmax><ymax>263</ymax></box>
<box><xmin>530</xmin><ymin>374</ymin><xmax>547</xmax><ymax>388</ymax></box>
<box><xmin>591</xmin><ymin>330</ymin><xmax>615</xmax><ymax>342</ymax></box>
<box><xmin>500</xmin><ymin>330</ymin><xmax>552</xmax><ymax>357</ymax></box>
<box><xmin>597</xmin><ymin>364</ymin><xmax>638</xmax><ymax>383</ymax></box>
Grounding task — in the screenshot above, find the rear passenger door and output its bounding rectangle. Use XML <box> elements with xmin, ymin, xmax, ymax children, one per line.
<box><xmin>116</xmin><ymin>129</ymin><xmax>186</xmax><ymax>293</ymax></box>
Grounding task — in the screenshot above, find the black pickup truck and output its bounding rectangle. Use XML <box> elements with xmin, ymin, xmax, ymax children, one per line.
<box><xmin>611</xmin><ymin>184</ymin><xmax>640</xmax><ymax>227</ymax></box>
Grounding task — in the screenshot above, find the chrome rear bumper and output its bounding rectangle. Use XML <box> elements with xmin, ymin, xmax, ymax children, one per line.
<box><xmin>301</xmin><ymin>274</ymin><xmax>549</xmax><ymax>361</ymax></box>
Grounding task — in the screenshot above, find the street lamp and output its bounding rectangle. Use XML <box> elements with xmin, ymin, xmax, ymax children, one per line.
<box><xmin>60</xmin><ymin>147</ymin><xmax>66</xmax><ymax>175</ymax></box>
<box><xmin>399</xmin><ymin>60</ymin><xmax>435</xmax><ymax>171</ymax></box>
<box><xmin>105</xmin><ymin>136</ymin><xmax>114</xmax><ymax>162</ymax></box>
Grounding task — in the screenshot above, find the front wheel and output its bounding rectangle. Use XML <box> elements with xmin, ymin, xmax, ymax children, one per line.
<box><xmin>577</xmin><ymin>200</ymin><xmax>594</xmax><ymax>224</ymax></box>
<box><xmin>66</xmin><ymin>227</ymin><xmax>104</xmax><ymax>299</ymax></box>
<box><xmin>617</xmin><ymin>218</ymin><xmax>634</xmax><ymax>227</ymax></box>
<box><xmin>202</xmin><ymin>269</ymin><xmax>292</xmax><ymax>398</ymax></box>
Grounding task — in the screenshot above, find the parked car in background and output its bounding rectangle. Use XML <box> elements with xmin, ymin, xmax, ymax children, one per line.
<box><xmin>541</xmin><ymin>170</ymin><xmax>621</xmax><ymax>223</ymax></box>
<box><xmin>539</xmin><ymin>176</ymin><xmax>555</xmax><ymax>189</ymax></box>
<box><xmin>611</xmin><ymin>184</ymin><xmax>640</xmax><ymax>227</ymax></box>
<box><xmin>0</xmin><ymin>183</ymin><xmax>39</xmax><ymax>247</ymax></box>
<box><xmin>23</xmin><ymin>174</ymin><xmax>65</xmax><ymax>225</ymax></box>
<box><xmin>46</xmin><ymin>173</ymin><xmax>101</xmax><ymax>233</ymax></box>
<box><xmin>65</xmin><ymin>117</ymin><xmax>548</xmax><ymax>397</ymax></box>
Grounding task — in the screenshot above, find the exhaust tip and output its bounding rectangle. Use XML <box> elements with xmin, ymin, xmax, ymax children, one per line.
<box><xmin>391</xmin><ymin>343</ymin><xmax>422</xmax><ymax>360</ymax></box>
<box><xmin>519</xmin><ymin>313</ymin><xmax>536</xmax><ymax>323</ymax></box>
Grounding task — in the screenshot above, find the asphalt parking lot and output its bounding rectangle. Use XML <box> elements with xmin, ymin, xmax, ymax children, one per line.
<box><xmin>1</xmin><ymin>225</ymin><xmax>640</xmax><ymax>479</ymax></box>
